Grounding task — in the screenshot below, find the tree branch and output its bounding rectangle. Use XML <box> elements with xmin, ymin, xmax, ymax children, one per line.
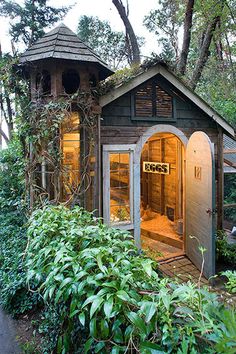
<box><xmin>0</xmin><ymin>125</ymin><xmax>9</xmax><ymax>143</ymax></box>
<box><xmin>112</xmin><ymin>0</ymin><xmax>140</xmax><ymax>64</ymax></box>
<box><xmin>190</xmin><ymin>1</ymin><xmax>225</xmax><ymax>90</ymax></box>
<box><xmin>178</xmin><ymin>0</ymin><xmax>195</xmax><ymax>75</ymax></box>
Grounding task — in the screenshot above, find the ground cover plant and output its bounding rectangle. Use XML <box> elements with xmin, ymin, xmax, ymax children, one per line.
<box><xmin>26</xmin><ymin>205</ymin><xmax>236</xmax><ymax>354</ymax></box>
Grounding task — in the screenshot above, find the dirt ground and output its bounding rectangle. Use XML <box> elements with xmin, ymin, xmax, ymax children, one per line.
<box><xmin>15</xmin><ymin>311</ymin><xmax>42</xmax><ymax>353</ymax></box>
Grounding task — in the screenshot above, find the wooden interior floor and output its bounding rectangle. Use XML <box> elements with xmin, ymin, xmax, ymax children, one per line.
<box><xmin>141</xmin><ymin>213</ymin><xmax>184</xmax><ymax>256</ymax></box>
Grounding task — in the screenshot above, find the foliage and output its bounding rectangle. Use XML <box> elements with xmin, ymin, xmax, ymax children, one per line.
<box><xmin>143</xmin><ymin>0</ymin><xmax>185</xmax><ymax>62</ymax></box>
<box><xmin>77</xmin><ymin>15</ymin><xmax>144</xmax><ymax>69</ymax></box>
<box><xmin>24</xmin><ymin>90</ymin><xmax>99</xmax><ymax>208</ymax></box>
<box><xmin>0</xmin><ymin>0</ymin><xmax>72</xmax><ymax>47</ymax></box>
<box><xmin>143</xmin><ymin>0</ymin><xmax>236</xmax><ymax>125</ymax></box>
<box><xmin>78</xmin><ymin>15</ymin><xmax>128</xmax><ymax>70</ymax></box>
<box><xmin>224</xmin><ymin>174</ymin><xmax>236</xmax><ymax>222</ymax></box>
<box><xmin>0</xmin><ymin>0</ymin><xmax>72</xmax><ymax>145</ymax></box>
<box><xmin>0</xmin><ymin>139</ymin><xmax>41</xmax><ymax>316</ymax></box>
<box><xmin>216</xmin><ymin>230</ymin><xmax>236</xmax><ymax>266</ymax></box>
<box><xmin>221</xmin><ymin>270</ymin><xmax>236</xmax><ymax>293</ymax></box>
<box><xmin>98</xmin><ymin>65</ymin><xmax>141</xmax><ymax>95</ymax></box>
<box><xmin>26</xmin><ymin>205</ymin><xmax>236</xmax><ymax>353</ymax></box>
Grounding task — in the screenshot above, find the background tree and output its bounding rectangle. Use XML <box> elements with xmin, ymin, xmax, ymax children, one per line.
<box><xmin>144</xmin><ymin>0</ymin><xmax>236</xmax><ymax>126</ymax></box>
<box><xmin>0</xmin><ymin>0</ymin><xmax>71</xmax><ymax>47</ymax></box>
<box><xmin>112</xmin><ymin>0</ymin><xmax>141</xmax><ymax>64</ymax></box>
<box><xmin>77</xmin><ymin>16</ymin><xmax>128</xmax><ymax>69</ymax></box>
<box><xmin>0</xmin><ymin>0</ymin><xmax>72</xmax><ymax>145</ymax></box>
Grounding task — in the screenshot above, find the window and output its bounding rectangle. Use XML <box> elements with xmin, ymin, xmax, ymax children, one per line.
<box><xmin>133</xmin><ymin>79</ymin><xmax>174</xmax><ymax>120</ymax></box>
<box><xmin>103</xmin><ymin>145</ymin><xmax>135</xmax><ymax>229</ymax></box>
<box><xmin>110</xmin><ymin>153</ymin><xmax>130</xmax><ymax>223</ymax></box>
<box><xmin>61</xmin><ymin>112</ymin><xmax>81</xmax><ymax>201</ymax></box>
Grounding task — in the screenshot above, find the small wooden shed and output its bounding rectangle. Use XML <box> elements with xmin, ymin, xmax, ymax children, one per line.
<box><xmin>20</xmin><ymin>24</ymin><xmax>235</xmax><ymax>278</ymax></box>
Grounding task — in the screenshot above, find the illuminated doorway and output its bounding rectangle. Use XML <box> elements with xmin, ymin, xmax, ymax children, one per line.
<box><xmin>140</xmin><ymin>132</ymin><xmax>185</xmax><ymax>260</ymax></box>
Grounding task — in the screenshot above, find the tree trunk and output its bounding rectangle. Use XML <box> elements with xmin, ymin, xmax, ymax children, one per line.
<box><xmin>112</xmin><ymin>0</ymin><xmax>140</xmax><ymax>65</ymax></box>
<box><xmin>178</xmin><ymin>0</ymin><xmax>195</xmax><ymax>75</ymax></box>
<box><xmin>190</xmin><ymin>17</ymin><xmax>222</xmax><ymax>90</ymax></box>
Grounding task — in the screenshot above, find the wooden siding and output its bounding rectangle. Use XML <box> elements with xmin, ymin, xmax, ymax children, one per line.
<box><xmin>101</xmin><ymin>76</ymin><xmax>217</xmax><ymax>131</ymax></box>
<box><xmin>101</xmin><ymin>74</ymin><xmax>222</xmax><ymax>225</ymax></box>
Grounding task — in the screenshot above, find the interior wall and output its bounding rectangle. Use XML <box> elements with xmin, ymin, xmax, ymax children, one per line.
<box><xmin>141</xmin><ymin>133</ymin><xmax>183</xmax><ymax>221</ymax></box>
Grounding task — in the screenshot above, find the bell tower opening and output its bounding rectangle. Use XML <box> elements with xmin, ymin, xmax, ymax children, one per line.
<box><xmin>62</xmin><ymin>69</ymin><xmax>80</xmax><ymax>94</ymax></box>
<box><xmin>140</xmin><ymin>132</ymin><xmax>184</xmax><ymax>259</ymax></box>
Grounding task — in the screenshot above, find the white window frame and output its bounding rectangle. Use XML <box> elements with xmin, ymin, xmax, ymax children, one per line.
<box><xmin>103</xmin><ymin>144</ymin><xmax>135</xmax><ymax>230</ymax></box>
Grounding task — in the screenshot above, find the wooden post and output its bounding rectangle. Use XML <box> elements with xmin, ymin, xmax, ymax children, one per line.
<box><xmin>217</xmin><ymin>127</ymin><xmax>224</xmax><ymax>230</ymax></box>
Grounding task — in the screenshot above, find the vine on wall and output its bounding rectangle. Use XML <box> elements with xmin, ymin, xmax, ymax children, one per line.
<box><xmin>25</xmin><ymin>90</ymin><xmax>100</xmax><ymax>209</ymax></box>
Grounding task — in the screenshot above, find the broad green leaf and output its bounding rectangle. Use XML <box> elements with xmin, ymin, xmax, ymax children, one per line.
<box><xmin>162</xmin><ymin>295</ymin><xmax>171</xmax><ymax>311</ymax></box>
<box><xmin>111</xmin><ymin>347</ymin><xmax>121</xmax><ymax>354</ymax></box>
<box><xmin>140</xmin><ymin>341</ymin><xmax>166</xmax><ymax>353</ymax></box>
<box><xmin>60</xmin><ymin>277</ymin><xmax>73</xmax><ymax>288</ymax></box>
<box><xmin>55</xmin><ymin>289</ymin><xmax>64</xmax><ymax>303</ymax></box>
<box><xmin>96</xmin><ymin>253</ymin><xmax>107</xmax><ymax>274</ymax></box>
<box><xmin>90</xmin><ymin>296</ymin><xmax>104</xmax><ymax>318</ymax></box>
<box><xmin>69</xmin><ymin>309</ymin><xmax>79</xmax><ymax>318</ymax></box>
<box><xmin>100</xmin><ymin>319</ymin><xmax>109</xmax><ymax>338</ymax></box>
<box><xmin>113</xmin><ymin>327</ymin><xmax>123</xmax><ymax>343</ymax></box>
<box><xmin>124</xmin><ymin>325</ymin><xmax>133</xmax><ymax>340</ymax></box>
<box><xmin>79</xmin><ymin>312</ymin><xmax>86</xmax><ymax>326</ymax></box>
<box><xmin>49</xmin><ymin>284</ymin><xmax>57</xmax><ymax>299</ymax></box>
<box><xmin>84</xmin><ymin>338</ymin><xmax>93</xmax><ymax>354</ymax></box>
<box><xmin>127</xmin><ymin>312</ymin><xmax>147</xmax><ymax>335</ymax></box>
<box><xmin>116</xmin><ymin>290</ymin><xmax>130</xmax><ymax>302</ymax></box>
<box><xmin>95</xmin><ymin>341</ymin><xmax>105</xmax><ymax>353</ymax></box>
<box><xmin>57</xmin><ymin>335</ymin><xmax>63</xmax><ymax>353</ymax></box>
<box><xmin>90</xmin><ymin>318</ymin><xmax>97</xmax><ymax>337</ymax></box>
<box><xmin>141</xmin><ymin>302</ymin><xmax>157</xmax><ymax>322</ymax></box>
<box><xmin>82</xmin><ymin>295</ymin><xmax>98</xmax><ymax>308</ymax></box>
<box><xmin>104</xmin><ymin>296</ymin><xmax>114</xmax><ymax>318</ymax></box>
<box><xmin>142</xmin><ymin>259</ymin><xmax>153</xmax><ymax>277</ymax></box>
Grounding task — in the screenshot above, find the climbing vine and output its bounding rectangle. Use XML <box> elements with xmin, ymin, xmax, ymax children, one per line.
<box><xmin>24</xmin><ymin>89</ymin><xmax>100</xmax><ymax>209</ymax></box>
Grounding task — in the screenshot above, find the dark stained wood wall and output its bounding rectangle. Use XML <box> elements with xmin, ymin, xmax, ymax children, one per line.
<box><xmin>100</xmin><ymin>75</ymin><xmax>219</xmax><ymax>169</ymax></box>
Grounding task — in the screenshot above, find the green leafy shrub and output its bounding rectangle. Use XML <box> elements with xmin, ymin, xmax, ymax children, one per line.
<box><xmin>221</xmin><ymin>271</ymin><xmax>236</xmax><ymax>294</ymax></box>
<box><xmin>26</xmin><ymin>205</ymin><xmax>236</xmax><ymax>353</ymax></box>
<box><xmin>0</xmin><ymin>140</ymin><xmax>41</xmax><ymax>315</ymax></box>
<box><xmin>216</xmin><ymin>230</ymin><xmax>236</xmax><ymax>266</ymax></box>
<box><xmin>224</xmin><ymin>174</ymin><xmax>236</xmax><ymax>222</ymax></box>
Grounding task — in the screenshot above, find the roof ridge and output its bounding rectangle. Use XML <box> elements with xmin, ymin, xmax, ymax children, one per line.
<box><xmin>52</xmin><ymin>24</ymin><xmax>61</xmax><ymax>58</ymax></box>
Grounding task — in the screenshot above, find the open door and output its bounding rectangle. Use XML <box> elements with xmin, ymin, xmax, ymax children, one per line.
<box><xmin>186</xmin><ymin>131</ymin><xmax>215</xmax><ymax>278</ymax></box>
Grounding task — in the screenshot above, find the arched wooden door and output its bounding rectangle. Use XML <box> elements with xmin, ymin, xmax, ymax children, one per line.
<box><xmin>186</xmin><ymin>131</ymin><xmax>215</xmax><ymax>278</ymax></box>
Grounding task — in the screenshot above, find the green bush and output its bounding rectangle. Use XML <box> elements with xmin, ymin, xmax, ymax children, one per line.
<box><xmin>221</xmin><ymin>270</ymin><xmax>236</xmax><ymax>293</ymax></box>
<box><xmin>216</xmin><ymin>231</ymin><xmax>236</xmax><ymax>266</ymax></box>
<box><xmin>224</xmin><ymin>174</ymin><xmax>236</xmax><ymax>222</ymax></box>
<box><xmin>26</xmin><ymin>205</ymin><xmax>236</xmax><ymax>353</ymax></box>
<box><xmin>0</xmin><ymin>140</ymin><xmax>41</xmax><ymax>316</ymax></box>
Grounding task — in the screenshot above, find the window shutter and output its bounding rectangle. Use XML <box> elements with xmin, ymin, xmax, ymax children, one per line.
<box><xmin>156</xmin><ymin>85</ymin><xmax>173</xmax><ymax>118</ymax></box>
<box><xmin>135</xmin><ymin>83</ymin><xmax>153</xmax><ymax>117</ymax></box>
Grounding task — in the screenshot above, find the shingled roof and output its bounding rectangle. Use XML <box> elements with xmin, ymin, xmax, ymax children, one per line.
<box><xmin>19</xmin><ymin>23</ymin><xmax>113</xmax><ymax>79</ymax></box>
